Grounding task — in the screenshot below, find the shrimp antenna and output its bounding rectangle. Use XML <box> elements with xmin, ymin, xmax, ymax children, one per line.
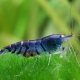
<box><xmin>69</xmin><ymin>0</ymin><xmax>74</xmax><ymax>37</ymax></box>
<box><xmin>69</xmin><ymin>0</ymin><xmax>80</xmax><ymax>67</ymax></box>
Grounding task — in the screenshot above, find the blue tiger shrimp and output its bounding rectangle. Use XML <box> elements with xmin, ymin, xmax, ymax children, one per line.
<box><xmin>0</xmin><ymin>33</ymin><xmax>73</xmax><ymax>57</ymax></box>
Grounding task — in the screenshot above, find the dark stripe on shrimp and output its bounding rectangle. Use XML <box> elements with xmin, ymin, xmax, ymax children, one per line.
<box><xmin>36</xmin><ymin>49</ymin><xmax>40</xmax><ymax>54</ymax></box>
<box><xmin>23</xmin><ymin>42</ymin><xmax>29</xmax><ymax>56</ymax></box>
<box><xmin>16</xmin><ymin>47</ymin><xmax>22</xmax><ymax>54</ymax></box>
<box><xmin>40</xmin><ymin>42</ymin><xmax>46</xmax><ymax>51</ymax></box>
<box><xmin>15</xmin><ymin>42</ymin><xmax>22</xmax><ymax>54</ymax></box>
<box><xmin>23</xmin><ymin>48</ymin><xmax>27</xmax><ymax>56</ymax></box>
<box><xmin>11</xmin><ymin>44</ymin><xmax>16</xmax><ymax>53</ymax></box>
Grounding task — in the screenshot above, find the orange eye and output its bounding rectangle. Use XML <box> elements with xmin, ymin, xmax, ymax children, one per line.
<box><xmin>61</xmin><ymin>34</ymin><xmax>65</xmax><ymax>38</ymax></box>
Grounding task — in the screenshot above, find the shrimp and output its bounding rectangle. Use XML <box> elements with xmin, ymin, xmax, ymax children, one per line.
<box><xmin>0</xmin><ymin>33</ymin><xmax>73</xmax><ymax>57</ymax></box>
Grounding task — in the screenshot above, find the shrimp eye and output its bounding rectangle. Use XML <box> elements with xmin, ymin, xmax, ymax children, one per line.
<box><xmin>61</xmin><ymin>34</ymin><xmax>65</xmax><ymax>38</ymax></box>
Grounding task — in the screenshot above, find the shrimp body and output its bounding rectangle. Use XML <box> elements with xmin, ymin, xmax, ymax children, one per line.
<box><xmin>0</xmin><ymin>34</ymin><xmax>73</xmax><ymax>57</ymax></box>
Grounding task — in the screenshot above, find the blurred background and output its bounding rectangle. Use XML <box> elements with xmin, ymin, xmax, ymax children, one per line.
<box><xmin>0</xmin><ymin>0</ymin><xmax>80</xmax><ymax>58</ymax></box>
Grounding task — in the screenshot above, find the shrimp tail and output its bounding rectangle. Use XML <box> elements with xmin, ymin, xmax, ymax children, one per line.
<box><xmin>0</xmin><ymin>42</ymin><xmax>18</xmax><ymax>56</ymax></box>
<box><xmin>0</xmin><ymin>48</ymin><xmax>9</xmax><ymax>55</ymax></box>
